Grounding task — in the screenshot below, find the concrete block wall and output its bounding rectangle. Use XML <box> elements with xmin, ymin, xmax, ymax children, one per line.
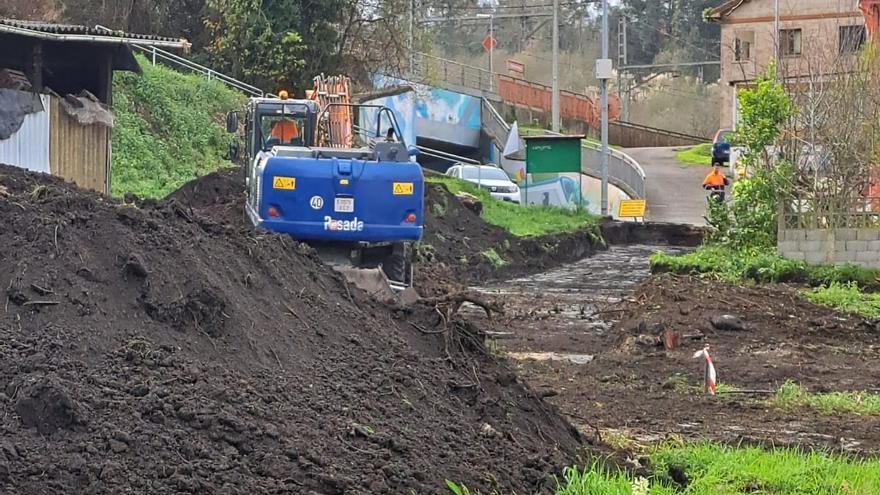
<box><xmin>778</xmin><ymin>229</ymin><xmax>880</xmax><ymax>268</ymax></box>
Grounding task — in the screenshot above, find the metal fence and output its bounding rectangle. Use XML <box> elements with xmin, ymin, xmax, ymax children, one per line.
<box><xmin>780</xmin><ymin>196</ymin><xmax>880</xmax><ymax>229</ymax></box>
<box><xmin>581</xmin><ymin>142</ymin><xmax>646</xmax><ymax>200</ymax></box>
<box><xmin>480</xmin><ymin>97</ymin><xmax>510</xmax><ymax>150</ymax></box>
<box><xmin>131</xmin><ymin>44</ymin><xmax>268</xmax><ymax>98</ymax></box>
<box><xmin>411</xmin><ymin>53</ymin><xmax>494</xmax><ymax>94</ymax></box>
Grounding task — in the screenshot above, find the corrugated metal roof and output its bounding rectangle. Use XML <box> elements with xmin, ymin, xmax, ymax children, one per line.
<box><xmin>0</xmin><ymin>18</ymin><xmax>189</xmax><ymax>48</ymax></box>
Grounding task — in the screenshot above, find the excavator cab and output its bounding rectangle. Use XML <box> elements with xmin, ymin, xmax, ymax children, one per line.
<box><xmin>232</xmin><ymin>81</ymin><xmax>424</xmax><ymax>294</ymax></box>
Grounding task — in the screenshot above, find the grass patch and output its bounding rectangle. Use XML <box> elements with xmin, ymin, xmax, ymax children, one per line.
<box><xmin>111</xmin><ymin>54</ymin><xmax>245</xmax><ymax>198</ymax></box>
<box><xmin>426</xmin><ymin>175</ymin><xmax>599</xmax><ymax>237</ymax></box>
<box><xmin>651</xmin><ymin>245</ymin><xmax>879</xmax><ymax>287</ymax></box>
<box><xmin>674</xmin><ymin>143</ymin><xmax>713</xmax><ymax>166</ymax></box>
<box><xmin>447</xmin><ymin>443</ymin><xmax>880</xmax><ymax>494</ymax></box>
<box><xmin>803</xmin><ymin>282</ymin><xmax>880</xmax><ymax>318</ymax></box>
<box><xmin>480</xmin><ymin>248</ymin><xmax>508</xmax><ymax>268</ymax></box>
<box><xmin>774</xmin><ymin>380</ymin><xmax>880</xmax><ymax>416</ymax></box>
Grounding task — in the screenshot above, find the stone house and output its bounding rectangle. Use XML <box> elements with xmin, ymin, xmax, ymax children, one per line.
<box><xmin>707</xmin><ymin>0</ymin><xmax>865</xmax><ymax>129</ymax></box>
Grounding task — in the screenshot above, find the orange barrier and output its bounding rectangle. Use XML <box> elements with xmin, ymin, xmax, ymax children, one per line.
<box><xmin>497</xmin><ymin>75</ymin><xmax>620</xmax><ymax>128</ymax></box>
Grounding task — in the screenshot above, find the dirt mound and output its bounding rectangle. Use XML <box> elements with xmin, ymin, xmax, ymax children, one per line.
<box><xmin>420</xmin><ymin>184</ymin><xmax>603</xmax><ymax>294</ymax></box>
<box><xmin>0</xmin><ymin>164</ymin><xmax>582</xmax><ymax>493</ymax></box>
<box><xmin>599</xmin><ymin>219</ymin><xmax>704</xmax><ymax>247</ymax></box>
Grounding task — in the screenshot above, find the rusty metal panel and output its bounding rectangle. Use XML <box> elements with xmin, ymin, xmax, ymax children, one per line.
<box><xmin>49</xmin><ymin>96</ymin><xmax>108</xmax><ymax>193</ymax></box>
<box><xmin>0</xmin><ymin>93</ymin><xmax>50</xmax><ymax>172</ymax></box>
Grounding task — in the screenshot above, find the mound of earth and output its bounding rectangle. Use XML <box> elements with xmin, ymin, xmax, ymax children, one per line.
<box><xmin>420</xmin><ymin>184</ymin><xmax>603</xmax><ymax>294</ymax></box>
<box><xmin>0</xmin><ymin>164</ymin><xmax>583</xmax><ymax>494</ymax></box>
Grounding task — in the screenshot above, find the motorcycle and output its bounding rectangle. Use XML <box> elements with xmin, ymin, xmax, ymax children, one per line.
<box><xmin>705</xmin><ymin>185</ymin><xmax>726</xmax><ymax>205</ymax></box>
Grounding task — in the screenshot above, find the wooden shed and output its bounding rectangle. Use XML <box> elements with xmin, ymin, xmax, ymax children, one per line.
<box><xmin>0</xmin><ymin>19</ymin><xmax>188</xmax><ymax>193</ymax></box>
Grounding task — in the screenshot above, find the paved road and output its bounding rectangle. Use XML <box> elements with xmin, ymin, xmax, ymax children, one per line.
<box><xmin>625</xmin><ymin>147</ymin><xmax>709</xmax><ymax>226</ymax></box>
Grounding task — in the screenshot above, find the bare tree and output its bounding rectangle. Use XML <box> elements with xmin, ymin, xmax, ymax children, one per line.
<box><xmin>778</xmin><ymin>44</ymin><xmax>880</xmax><ymax>228</ymax></box>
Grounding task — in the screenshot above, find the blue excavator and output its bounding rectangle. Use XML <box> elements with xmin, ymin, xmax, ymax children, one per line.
<box><xmin>227</xmin><ymin>75</ymin><xmax>423</xmax><ymax>293</ymax></box>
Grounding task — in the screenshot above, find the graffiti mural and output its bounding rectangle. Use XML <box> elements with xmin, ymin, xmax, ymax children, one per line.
<box><xmin>370</xmin><ymin>75</ymin><xmax>481</xmax><ymax>148</ymax></box>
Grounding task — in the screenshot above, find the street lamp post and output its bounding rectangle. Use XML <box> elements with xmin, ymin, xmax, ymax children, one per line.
<box><xmin>599</xmin><ymin>0</ymin><xmax>610</xmax><ymax>216</ymax></box>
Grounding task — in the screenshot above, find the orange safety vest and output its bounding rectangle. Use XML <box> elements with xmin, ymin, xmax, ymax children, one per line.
<box><xmin>271</xmin><ymin>120</ymin><xmax>299</xmax><ymax>141</ymax></box>
<box><xmin>703</xmin><ymin>170</ymin><xmax>727</xmax><ymax>187</ymax></box>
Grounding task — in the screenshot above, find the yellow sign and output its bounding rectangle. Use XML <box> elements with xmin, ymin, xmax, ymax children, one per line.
<box><xmin>339</xmin><ymin>179</ymin><xmax>350</xmax><ymax>185</ymax></box>
<box><xmin>273</xmin><ymin>176</ymin><xmax>296</xmax><ymax>190</ymax></box>
<box><xmin>392</xmin><ymin>182</ymin><xmax>414</xmax><ymax>195</ymax></box>
<box><xmin>618</xmin><ymin>199</ymin><xmax>647</xmax><ymax>218</ymax></box>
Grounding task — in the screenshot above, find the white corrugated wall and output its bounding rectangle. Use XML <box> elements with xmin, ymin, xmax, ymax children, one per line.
<box><xmin>0</xmin><ymin>94</ymin><xmax>51</xmax><ymax>173</ymax></box>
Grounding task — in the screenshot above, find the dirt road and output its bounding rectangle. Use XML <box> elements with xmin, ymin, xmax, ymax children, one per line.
<box><xmin>625</xmin><ymin>147</ymin><xmax>709</xmax><ymax>226</ymax></box>
<box><xmin>465</xmin><ymin>245</ymin><xmax>880</xmax><ymax>454</ymax></box>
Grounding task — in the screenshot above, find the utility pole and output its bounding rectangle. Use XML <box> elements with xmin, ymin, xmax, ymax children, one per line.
<box><xmin>409</xmin><ymin>0</ymin><xmax>415</xmax><ymax>74</ymax></box>
<box><xmin>617</xmin><ymin>15</ymin><xmax>628</xmax><ymax>122</ymax></box>
<box><xmin>774</xmin><ymin>0</ymin><xmax>779</xmax><ymax>78</ymax></box>
<box><xmin>551</xmin><ymin>0</ymin><xmax>560</xmax><ymax>132</ymax></box>
<box><xmin>599</xmin><ymin>0</ymin><xmax>610</xmax><ymax>216</ymax></box>
<box><xmin>490</xmin><ymin>12</ymin><xmax>494</xmax><ymax>92</ymax></box>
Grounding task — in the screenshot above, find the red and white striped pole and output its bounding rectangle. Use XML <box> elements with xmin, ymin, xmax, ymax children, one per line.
<box><xmin>693</xmin><ymin>344</ymin><xmax>717</xmax><ymax>395</ymax></box>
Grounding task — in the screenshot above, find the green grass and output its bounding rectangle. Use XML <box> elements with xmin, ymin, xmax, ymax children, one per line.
<box><xmin>774</xmin><ymin>380</ymin><xmax>880</xmax><ymax>416</ymax></box>
<box><xmin>448</xmin><ymin>443</ymin><xmax>880</xmax><ymax>494</ymax></box>
<box><xmin>675</xmin><ymin>143</ymin><xmax>713</xmax><ymax>166</ymax></box>
<box><xmin>426</xmin><ymin>175</ymin><xmax>600</xmax><ymax>237</ymax></box>
<box><xmin>803</xmin><ymin>282</ymin><xmax>880</xmax><ymax>318</ymax></box>
<box><xmin>651</xmin><ymin>245</ymin><xmax>879</xmax><ymax>287</ymax></box>
<box><xmin>480</xmin><ymin>248</ymin><xmax>508</xmax><ymax>268</ymax></box>
<box><xmin>111</xmin><ymin>54</ymin><xmax>246</xmax><ymax>198</ymax></box>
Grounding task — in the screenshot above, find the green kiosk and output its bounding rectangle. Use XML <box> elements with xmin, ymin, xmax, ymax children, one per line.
<box><xmin>523</xmin><ymin>134</ymin><xmax>585</xmax><ymax>209</ymax></box>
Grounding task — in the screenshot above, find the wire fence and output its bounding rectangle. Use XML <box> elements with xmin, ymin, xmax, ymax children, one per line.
<box><xmin>780</xmin><ymin>196</ymin><xmax>880</xmax><ymax>229</ymax></box>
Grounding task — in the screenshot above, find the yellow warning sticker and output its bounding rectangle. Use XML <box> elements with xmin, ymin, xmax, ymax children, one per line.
<box><xmin>618</xmin><ymin>199</ymin><xmax>647</xmax><ymax>218</ymax></box>
<box><xmin>273</xmin><ymin>176</ymin><xmax>296</xmax><ymax>190</ymax></box>
<box><xmin>393</xmin><ymin>182</ymin><xmax>414</xmax><ymax>195</ymax></box>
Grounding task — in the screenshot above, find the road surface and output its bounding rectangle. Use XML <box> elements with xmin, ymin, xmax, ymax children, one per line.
<box><xmin>625</xmin><ymin>147</ymin><xmax>709</xmax><ymax>226</ymax></box>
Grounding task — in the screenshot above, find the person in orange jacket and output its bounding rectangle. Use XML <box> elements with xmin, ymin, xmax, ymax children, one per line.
<box><xmin>270</xmin><ymin>118</ymin><xmax>300</xmax><ymax>143</ymax></box>
<box><xmin>702</xmin><ymin>165</ymin><xmax>730</xmax><ymax>202</ymax></box>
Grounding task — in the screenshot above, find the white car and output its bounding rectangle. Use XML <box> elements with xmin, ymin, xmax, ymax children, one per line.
<box><xmin>445</xmin><ymin>164</ymin><xmax>521</xmax><ymax>203</ymax></box>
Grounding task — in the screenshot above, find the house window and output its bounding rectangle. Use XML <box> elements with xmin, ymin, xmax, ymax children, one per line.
<box><xmin>734</xmin><ymin>30</ymin><xmax>754</xmax><ymax>61</ymax></box>
<box><xmin>780</xmin><ymin>28</ymin><xmax>802</xmax><ymax>57</ymax></box>
<box><xmin>839</xmin><ymin>25</ymin><xmax>866</xmax><ymax>54</ymax></box>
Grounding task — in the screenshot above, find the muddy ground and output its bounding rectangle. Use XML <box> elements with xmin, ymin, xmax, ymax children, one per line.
<box><xmin>463</xmin><ymin>247</ymin><xmax>880</xmax><ymax>455</ymax></box>
<box><xmin>419</xmin><ymin>184</ymin><xmax>604</xmax><ymax>295</ymax></box>
<box><xmin>0</xmin><ymin>164</ymin><xmax>587</xmax><ymax>494</ymax></box>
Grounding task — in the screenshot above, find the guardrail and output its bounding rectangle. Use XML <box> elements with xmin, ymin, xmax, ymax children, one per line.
<box><xmin>581</xmin><ymin>142</ymin><xmax>646</xmax><ymax>199</ymax></box>
<box><xmin>482</xmin><ymin>98</ymin><xmax>646</xmax><ymax>199</ymax></box>
<box><xmin>613</xmin><ymin>120</ymin><xmax>709</xmax><ymax>142</ymax></box>
<box><xmin>131</xmin><ymin>44</ymin><xmax>267</xmax><ymax>98</ymax></box>
<box><xmin>411</xmin><ymin>53</ymin><xmax>495</xmax><ymax>94</ymax></box>
<box><xmin>480</xmin><ymin>97</ymin><xmax>511</xmax><ymax>152</ymax></box>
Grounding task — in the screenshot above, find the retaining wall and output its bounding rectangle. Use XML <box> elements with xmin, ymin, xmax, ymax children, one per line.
<box><xmin>778</xmin><ymin>228</ymin><xmax>880</xmax><ymax>268</ymax></box>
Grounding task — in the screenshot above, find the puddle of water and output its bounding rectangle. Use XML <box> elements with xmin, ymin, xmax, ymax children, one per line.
<box><xmin>507</xmin><ymin>351</ymin><xmax>595</xmax><ymax>365</ymax></box>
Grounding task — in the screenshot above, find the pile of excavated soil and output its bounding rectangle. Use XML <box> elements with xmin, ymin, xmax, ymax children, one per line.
<box><xmin>0</xmin><ymin>164</ymin><xmax>583</xmax><ymax>494</ymax></box>
<box><xmin>420</xmin><ymin>184</ymin><xmax>603</xmax><ymax>294</ymax></box>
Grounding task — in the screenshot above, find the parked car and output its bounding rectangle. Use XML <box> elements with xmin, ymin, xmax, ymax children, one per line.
<box><xmin>711</xmin><ymin>128</ymin><xmax>733</xmax><ymax>165</ymax></box>
<box><xmin>445</xmin><ymin>164</ymin><xmax>521</xmax><ymax>203</ymax></box>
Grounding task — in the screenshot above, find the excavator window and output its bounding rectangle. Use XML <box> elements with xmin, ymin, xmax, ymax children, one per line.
<box><xmin>260</xmin><ymin>114</ymin><xmax>308</xmax><ymax>149</ymax></box>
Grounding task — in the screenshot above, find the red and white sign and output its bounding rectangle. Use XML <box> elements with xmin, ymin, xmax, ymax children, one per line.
<box><xmin>482</xmin><ymin>34</ymin><xmax>497</xmax><ymax>52</ymax></box>
<box><xmin>506</xmin><ymin>59</ymin><xmax>525</xmax><ymax>74</ymax></box>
